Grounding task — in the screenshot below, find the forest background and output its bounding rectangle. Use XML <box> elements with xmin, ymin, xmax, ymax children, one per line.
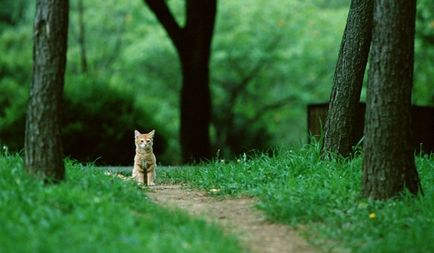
<box><xmin>1</xmin><ymin>0</ymin><xmax>433</xmax><ymax>165</ymax></box>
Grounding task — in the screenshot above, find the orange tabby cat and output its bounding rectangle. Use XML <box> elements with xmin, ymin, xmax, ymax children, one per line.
<box><xmin>133</xmin><ymin>129</ymin><xmax>156</xmax><ymax>186</ymax></box>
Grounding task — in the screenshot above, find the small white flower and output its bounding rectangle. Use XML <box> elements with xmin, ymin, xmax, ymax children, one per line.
<box><xmin>2</xmin><ymin>145</ymin><xmax>8</xmax><ymax>155</ymax></box>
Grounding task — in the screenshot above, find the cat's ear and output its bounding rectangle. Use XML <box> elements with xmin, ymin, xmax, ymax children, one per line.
<box><xmin>148</xmin><ymin>129</ymin><xmax>155</xmax><ymax>138</ymax></box>
<box><xmin>134</xmin><ymin>130</ymin><xmax>141</xmax><ymax>138</ymax></box>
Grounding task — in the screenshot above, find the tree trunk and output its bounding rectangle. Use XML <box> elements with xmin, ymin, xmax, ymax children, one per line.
<box><xmin>25</xmin><ymin>0</ymin><xmax>68</xmax><ymax>182</ymax></box>
<box><xmin>77</xmin><ymin>0</ymin><xmax>88</xmax><ymax>73</ymax></box>
<box><xmin>322</xmin><ymin>0</ymin><xmax>373</xmax><ymax>157</ymax></box>
<box><xmin>363</xmin><ymin>0</ymin><xmax>422</xmax><ymax>199</ymax></box>
<box><xmin>179</xmin><ymin>49</ymin><xmax>212</xmax><ymax>162</ymax></box>
<box><xmin>144</xmin><ymin>0</ymin><xmax>216</xmax><ymax>163</ymax></box>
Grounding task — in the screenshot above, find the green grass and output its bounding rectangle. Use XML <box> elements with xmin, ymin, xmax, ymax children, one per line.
<box><xmin>0</xmin><ymin>153</ymin><xmax>244</xmax><ymax>253</ymax></box>
<box><xmin>158</xmin><ymin>145</ymin><xmax>434</xmax><ymax>253</ymax></box>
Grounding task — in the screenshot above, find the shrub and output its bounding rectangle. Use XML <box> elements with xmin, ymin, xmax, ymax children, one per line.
<box><xmin>62</xmin><ymin>75</ymin><xmax>169</xmax><ymax>165</ymax></box>
<box><xmin>0</xmin><ymin>74</ymin><xmax>169</xmax><ymax>165</ymax></box>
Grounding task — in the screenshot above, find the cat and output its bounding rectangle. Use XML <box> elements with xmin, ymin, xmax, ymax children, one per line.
<box><xmin>132</xmin><ymin>129</ymin><xmax>156</xmax><ymax>186</ymax></box>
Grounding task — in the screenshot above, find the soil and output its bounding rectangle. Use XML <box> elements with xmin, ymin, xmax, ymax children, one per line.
<box><xmin>147</xmin><ymin>185</ymin><xmax>317</xmax><ymax>253</ymax></box>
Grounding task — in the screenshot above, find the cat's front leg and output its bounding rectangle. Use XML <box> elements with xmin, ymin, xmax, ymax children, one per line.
<box><xmin>133</xmin><ymin>164</ymin><xmax>145</xmax><ymax>185</ymax></box>
<box><xmin>147</xmin><ymin>166</ymin><xmax>156</xmax><ymax>186</ymax></box>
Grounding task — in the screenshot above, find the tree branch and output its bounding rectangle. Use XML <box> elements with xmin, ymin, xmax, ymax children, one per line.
<box><xmin>227</xmin><ymin>34</ymin><xmax>283</xmax><ymax>84</ymax></box>
<box><xmin>223</xmin><ymin>34</ymin><xmax>284</xmax><ymax>103</ymax></box>
<box><xmin>144</xmin><ymin>0</ymin><xmax>183</xmax><ymax>49</ymax></box>
<box><xmin>248</xmin><ymin>67</ymin><xmax>329</xmax><ymax>123</ymax></box>
<box><xmin>249</xmin><ymin>94</ymin><xmax>297</xmax><ymax>123</ymax></box>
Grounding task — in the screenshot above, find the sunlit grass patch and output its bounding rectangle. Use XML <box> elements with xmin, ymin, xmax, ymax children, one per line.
<box><xmin>0</xmin><ymin>153</ymin><xmax>244</xmax><ymax>253</ymax></box>
<box><xmin>158</xmin><ymin>145</ymin><xmax>434</xmax><ymax>253</ymax></box>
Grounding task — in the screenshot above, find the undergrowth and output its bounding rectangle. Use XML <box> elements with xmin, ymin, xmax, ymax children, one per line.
<box><xmin>0</xmin><ymin>152</ymin><xmax>244</xmax><ymax>253</ymax></box>
<box><xmin>158</xmin><ymin>144</ymin><xmax>434</xmax><ymax>253</ymax></box>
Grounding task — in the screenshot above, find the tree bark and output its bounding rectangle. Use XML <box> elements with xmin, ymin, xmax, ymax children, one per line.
<box><xmin>144</xmin><ymin>0</ymin><xmax>216</xmax><ymax>163</ymax></box>
<box><xmin>363</xmin><ymin>0</ymin><xmax>422</xmax><ymax>199</ymax></box>
<box><xmin>25</xmin><ymin>0</ymin><xmax>68</xmax><ymax>182</ymax></box>
<box><xmin>322</xmin><ymin>0</ymin><xmax>373</xmax><ymax>157</ymax></box>
<box><xmin>179</xmin><ymin>48</ymin><xmax>212</xmax><ymax>163</ymax></box>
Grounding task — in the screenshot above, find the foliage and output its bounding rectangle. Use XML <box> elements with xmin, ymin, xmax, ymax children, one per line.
<box><xmin>0</xmin><ymin>152</ymin><xmax>244</xmax><ymax>253</ymax></box>
<box><xmin>0</xmin><ymin>81</ymin><xmax>28</xmax><ymax>152</ymax></box>
<box><xmin>0</xmin><ymin>73</ymin><xmax>170</xmax><ymax>165</ymax></box>
<box><xmin>209</xmin><ymin>0</ymin><xmax>347</xmax><ymax>156</ymax></box>
<box><xmin>414</xmin><ymin>0</ymin><xmax>434</xmax><ymax>105</ymax></box>
<box><xmin>1</xmin><ymin>0</ymin><xmax>433</xmax><ymax>163</ymax></box>
<box><xmin>158</xmin><ymin>145</ymin><xmax>434</xmax><ymax>253</ymax></box>
<box><xmin>63</xmin><ymin>75</ymin><xmax>169</xmax><ymax>165</ymax></box>
<box><xmin>67</xmin><ymin>0</ymin><xmax>350</xmax><ymax>160</ymax></box>
<box><xmin>0</xmin><ymin>0</ymin><xmax>30</xmax><ymax>31</ymax></box>
<box><xmin>0</xmin><ymin>23</ymin><xmax>32</xmax><ymax>153</ymax></box>
<box><xmin>0</xmin><ymin>0</ymin><xmax>173</xmax><ymax>165</ymax></box>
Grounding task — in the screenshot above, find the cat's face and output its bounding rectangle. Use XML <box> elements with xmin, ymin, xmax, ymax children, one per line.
<box><xmin>135</xmin><ymin>130</ymin><xmax>155</xmax><ymax>150</ymax></box>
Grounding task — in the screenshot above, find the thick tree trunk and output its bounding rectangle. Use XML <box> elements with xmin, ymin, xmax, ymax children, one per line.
<box><xmin>322</xmin><ymin>0</ymin><xmax>373</xmax><ymax>157</ymax></box>
<box><xmin>144</xmin><ymin>0</ymin><xmax>216</xmax><ymax>163</ymax></box>
<box><xmin>179</xmin><ymin>51</ymin><xmax>212</xmax><ymax>162</ymax></box>
<box><xmin>363</xmin><ymin>0</ymin><xmax>422</xmax><ymax>199</ymax></box>
<box><xmin>25</xmin><ymin>0</ymin><xmax>68</xmax><ymax>182</ymax></box>
<box><xmin>178</xmin><ymin>0</ymin><xmax>215</xmax><ymax>163</ymax></box>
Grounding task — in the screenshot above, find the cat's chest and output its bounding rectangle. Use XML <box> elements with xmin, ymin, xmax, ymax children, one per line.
<box><xmin>135</xmin><ymin>152</ymin><xmax>154</xmax><ymax>167</ymax></box>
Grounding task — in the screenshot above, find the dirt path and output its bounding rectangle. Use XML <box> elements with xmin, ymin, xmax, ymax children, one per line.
<box><xmin>147</xmin><ymin>185</ymin><xmax>316</xmax><ymax>253</ymax></box>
